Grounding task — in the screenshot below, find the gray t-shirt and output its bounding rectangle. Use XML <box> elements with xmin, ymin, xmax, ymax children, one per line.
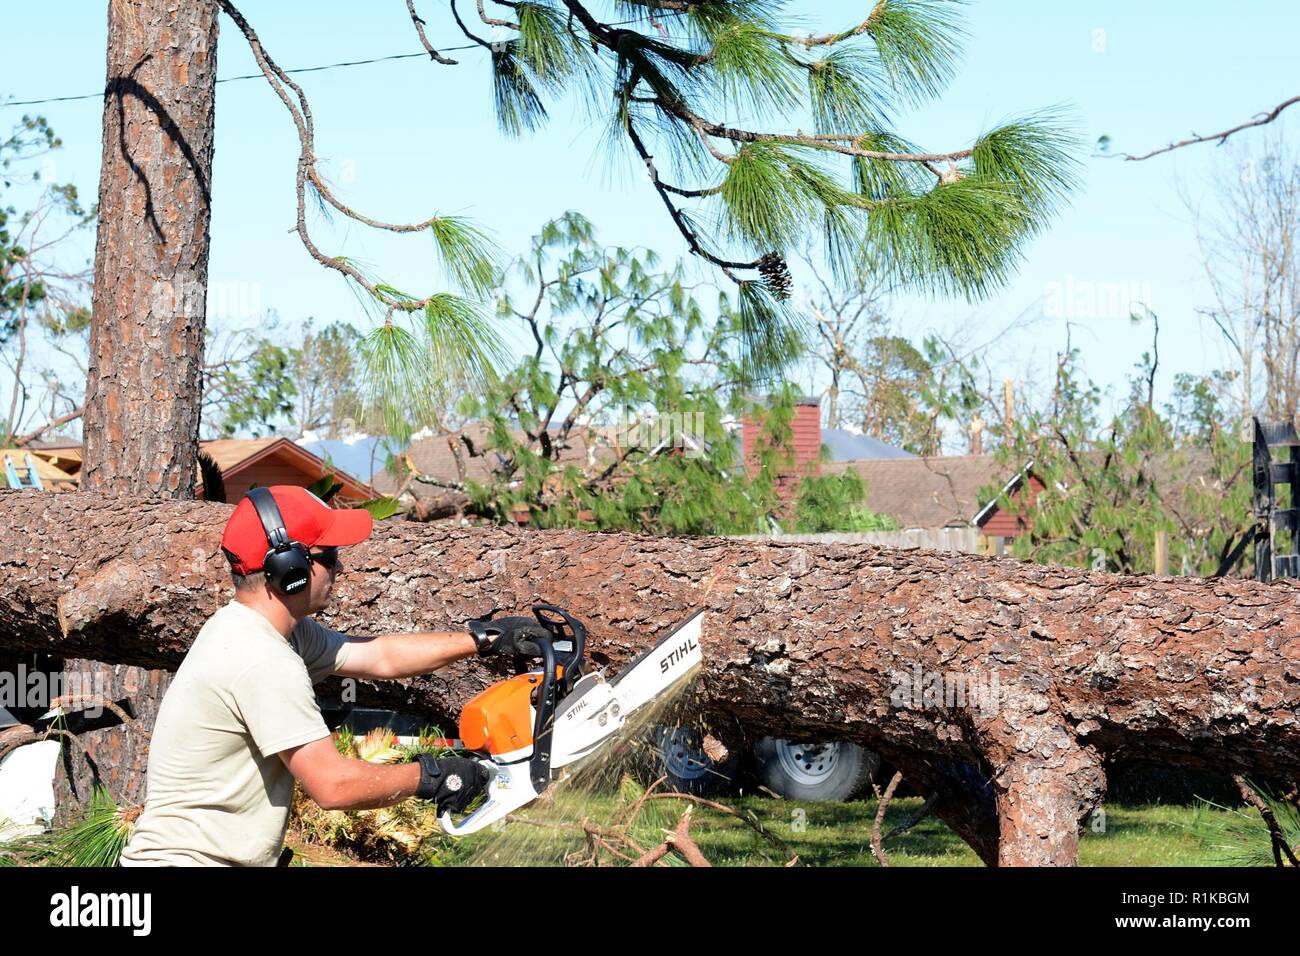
<box><xmin>119</xmin><ymin>600</ymin><xmax>351</xmax><ymax>867</ymax></box>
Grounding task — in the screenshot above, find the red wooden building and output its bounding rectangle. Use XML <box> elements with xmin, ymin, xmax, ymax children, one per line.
<box><xmin>972</xmin><ymin>461</ymin><xmax>1044</xmax><ymax>551</ymax></box>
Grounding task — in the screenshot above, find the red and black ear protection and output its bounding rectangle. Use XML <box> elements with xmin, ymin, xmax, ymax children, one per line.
<box><xmin>244</xmin><ymin>487</ymin><xmax>312</xmax><ymax>596</ymax></box>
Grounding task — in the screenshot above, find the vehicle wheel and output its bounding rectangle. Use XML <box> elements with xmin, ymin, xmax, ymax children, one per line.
<box><xmin>751</xmin><ymin>737</ymin><xmax>879</xmax><ymax>801</ymax></box>
<box><xmin>652</xmin><ymin>725</ymin><xmax>739</xmax><ymax>797</ymax></box>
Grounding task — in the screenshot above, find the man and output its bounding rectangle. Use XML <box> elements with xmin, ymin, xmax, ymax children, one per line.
<box><xmin>120</xmin><ymin>485</ymin><xmax>539</xmax><ymax>866</ymax></box>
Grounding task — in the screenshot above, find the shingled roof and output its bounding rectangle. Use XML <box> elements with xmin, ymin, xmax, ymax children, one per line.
<box><xmin>826</xmin><ymin>454</ymin><xmax>1005</xmax><ymax>530</ymax></box>
<box><xmin>372</xmin><ymin>422</ymin><xmax>596</xmax><ymax>497</ymax></box>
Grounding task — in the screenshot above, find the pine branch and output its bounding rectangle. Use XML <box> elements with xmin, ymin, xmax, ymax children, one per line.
<box><xmin>625</xmin><ymin>118</ymin><xmax>758</xmax><ymax>273</ymax></box>
<box><xmin>216</xmin><ymin>0</ymin><xmax>499</xmax><ymax>314</ymax></box>
<box><xmin>406</xmin><ymin>0</ymin><xmax>459</xmax><ymax>63</ymax></box>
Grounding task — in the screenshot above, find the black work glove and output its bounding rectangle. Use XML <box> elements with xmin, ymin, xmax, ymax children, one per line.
<box><xmin>416</xmin><ymin>755</ymin><xmax>488</xmax><ymax>814</ymax></box>
<box><xmin>469</xmin><ymin>615</ymin><xmax>548</xmax><ymax>659</ymax></box>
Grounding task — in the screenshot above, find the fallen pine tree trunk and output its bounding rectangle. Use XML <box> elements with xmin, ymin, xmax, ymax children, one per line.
<box><xmin>1</xmin><ymin>490</ymin><xmax>1297</xmax><ymax>866</ymax></box>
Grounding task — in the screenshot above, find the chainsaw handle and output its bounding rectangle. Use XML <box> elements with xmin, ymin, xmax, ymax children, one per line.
<box><xmin>531</xmin><ymin>603</ymin><xmax>586</xmax><ymax>671</ymax></box>
<box><xmin>437</xmin><ymin>761</ymin><xmax>535</xmax><ymax>837</ymax></box>
<box><xmin>531</xmin><ymin>637</ymin><xmax>558</xmax><ymax>748</ymax></box>
<box><xmin>526</xmin><ymin>605</ymin><xmax>586</xmax><ymax>773</ymax></box>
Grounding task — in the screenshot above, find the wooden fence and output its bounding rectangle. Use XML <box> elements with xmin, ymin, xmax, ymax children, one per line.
<box><xmin>734</xmin><ymin>527</ymin><xmax>981</xmax><ymax>553</ymax></box>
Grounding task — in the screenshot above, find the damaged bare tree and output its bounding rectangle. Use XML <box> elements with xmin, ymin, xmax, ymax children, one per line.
<box><xmin>2</xmin><ymin>492</ymin><xmax>1296</xmax><ymax>866</ymax></box>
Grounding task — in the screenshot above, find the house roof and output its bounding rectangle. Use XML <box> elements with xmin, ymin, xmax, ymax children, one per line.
<box><xmin>972</xmin><ymin>459</ymin><xmax>1036</xmax><ymax>526</ymax></box>
<box><xmin>198</xmin><ymin>437</ymin><xmax>376</xmax><ymax>502</ymax></box>
<box><xmin>199</xmin><ymin>437</ymin><xmax>283</xmax><ymax>473</ymax></box>
<box><xmin>26</xmin><ymin>438</ymin><xmax>375</xmax><ymax>502</ymax></box>
<box><xmin>827</xmin><ymin>454</ymin><xmax>1006</xmax><ymax>529</ymax></box>
<box><xmin>822</xmin><ymin>428</ymin><xmax>915</xmax><ymax>461</ymax></box>
<box><xmin>374</xmin><ymin>422</ymin><xmax>597</xmax><ymax>496</ymax></box>
<box><xmin>969</xmin><ymin>447</ymin><xmax>1233</xmax><ymax>531</ymax></box>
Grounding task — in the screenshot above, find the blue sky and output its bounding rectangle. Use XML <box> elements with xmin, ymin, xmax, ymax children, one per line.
<box><xmin>2</xmin><ymin>0</ymin><xmax>1297</xmax><ymax>435</ymax></box>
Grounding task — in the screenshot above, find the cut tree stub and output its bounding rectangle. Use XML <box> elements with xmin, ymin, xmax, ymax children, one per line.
<box><xmin>52</xmin><ymin>659</ymin><xmax>172</xmax><ymax>818</ymax></box>
<box><xmin>2</xmin><ymin>491</ymin><xmax>1298</xmax><ymax>865</ymax></box>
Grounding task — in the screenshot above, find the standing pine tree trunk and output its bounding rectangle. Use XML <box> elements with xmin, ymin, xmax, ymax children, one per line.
<box><xmin>61</xmin><ymin>0</ymin><xmax>220</xmax><ymax>810</ymax></box>
<box><xmin>81</xmin><ymin>0</ymin><xmax>218</xmax><ymax>496</ymax></box>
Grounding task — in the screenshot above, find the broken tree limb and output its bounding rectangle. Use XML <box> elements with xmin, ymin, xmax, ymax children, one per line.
<box><xmin>645</xmin><ymin>792</ymin><xmax>798</xmax><ymax>863</ymax></box>
<box><xmin>871</xmin><ymin>771</ymin><xmax>903</xmax><ymax>867</ymax></box>
<box><xmin>2</xmin><ymin>490</ymin><xmax>1299</xmax><ymax>865</ymax></box>
<box><xmin>629</xmin><ymin>841</ymin><xmax>671</xmax><ymax>868</ymax></box>
<box><xmin>664</xmin><ymin>807</ymin><xmax>711</xmax><ymax>867</ymax></box>
<box><xmin>628</xmin><ymin>806</ymin><xmax>712</xmax><ymax>867</ymax></box>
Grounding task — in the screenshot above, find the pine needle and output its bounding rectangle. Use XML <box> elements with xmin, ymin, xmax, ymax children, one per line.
<box><xmin>720</xmin><ymin>142</ymin><xmax>860</xmax><ymax>252</ymax></box>
<box><xmin>807</xmin><ymin>46</ymin><xmax>890</xmax><ymax>134</ymax></box>
<box><xmin>869</xmin><ymin>0</ymin><xmax>967</xmax><ymax>106</ymax></box>
<box><xmin>708</xmin><ymin>21</ymin><xmax>803</xmax><ymax>115</ymax></box>
<box><xmin>731</xmin><ymin>280</ymin><xmax>806</xmax><ymax>380</ymax></box>
<box><xmin>428</xmin><ymin>215</ymin><xmax>501</xmax><ymax>298</ymax></box>
<box><xmin>492</xmin><ymin>41</ymin><xmax>548</xmax><ymax>136</ymax></box>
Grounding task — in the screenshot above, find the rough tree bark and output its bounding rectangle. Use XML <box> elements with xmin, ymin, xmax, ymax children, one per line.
<box><xmin>83</xmin><ymin>0</ymin><xmax>218</xmax><ymax>495</ymax></box>
<box><xmin>50</xmin><ymin>661</ymin><xmax>172</xmax><ymax>813</ymax></box>
<box><xmin>69</xmin><ymin>0</ymin><xmax>220</xmax><ymax>807</ymax></box>
<box><xmin>1</xmin><ymin>492</ymin><xmax>1297</xmax><ymax>866</ymax></box>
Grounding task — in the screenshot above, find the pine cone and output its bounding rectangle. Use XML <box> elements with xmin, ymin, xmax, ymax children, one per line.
<box><xmin>758</xmin><ymin>252</ymin><xmax>793</xmax><ymax>301</ymax></box>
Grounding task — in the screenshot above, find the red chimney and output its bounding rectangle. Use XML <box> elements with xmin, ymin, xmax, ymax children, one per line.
<box><xmin>792</xmin><ymin>398</ymin><xmax>823</xmax><ymax>477</ymax></box>
<box><xmin>742</xmin><ymin>397</ymin><xmax>823</xmax><ymax>486</ymax></box>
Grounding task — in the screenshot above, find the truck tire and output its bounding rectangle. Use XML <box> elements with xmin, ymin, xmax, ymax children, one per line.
<box><xmin>751</xmin><ymin>738</ymin><xmax>879</xmax><ymax>801</ymax></box>
<box><xmin>651</xmin><ymin>725</ymin><xmax>740</xmax><ymax>797</ymax></box>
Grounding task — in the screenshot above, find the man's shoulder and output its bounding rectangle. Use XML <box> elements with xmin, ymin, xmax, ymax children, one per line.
<box><xmin>290</xmin><ymin>615</ymin><xmax>349</xmax><ymax>650</ymax></box>
<box><xmin>288</xmin><ymin>615</ymin><xmax>323</xmax><ymax>650</ymax></box>
<box><xmin>290</xmin><ymin>614</ymin><xmax>320</xmax><ymax>636</ymax></box>
<box><xmin>288</xmin><ymin>616</ymin><xmax>352</xmax><ymax>683</ymax></box>
<box><xmin>183</xmin><ymin>603</ymin><xmax>297</xmax><ymax>677</ymax></box>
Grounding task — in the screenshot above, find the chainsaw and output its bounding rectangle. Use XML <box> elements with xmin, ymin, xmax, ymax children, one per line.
<box><xmin>438</xmin><ymin>604</ymin><xmax>704</xmax><ymax>836</ymax></box>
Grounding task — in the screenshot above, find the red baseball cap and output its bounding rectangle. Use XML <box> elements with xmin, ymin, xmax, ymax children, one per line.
<box><xmin>221</xmin><ymin>485</ymin><xmax>373</xmax><ymax>574</ymax></box>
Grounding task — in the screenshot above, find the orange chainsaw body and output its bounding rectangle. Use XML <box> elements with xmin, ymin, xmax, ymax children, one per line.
<box><xmin>458</xmin><ymin>673</ymin><xmax>540</xmax><ymax>756</ymax></box>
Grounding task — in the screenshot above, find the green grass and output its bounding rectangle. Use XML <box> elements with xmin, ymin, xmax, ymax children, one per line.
<box><xmin>443</xmin><ymin>795</ymin><xmax>1254</xmax><ymax>867</ymax></box>
<box><xmin>1077</xmin><ymin>804</ymin><xmax>1235</xmax><ymax>867</ymax></box>
<box><xmin>690</xmin><ymin>796</ymin><xmax>981</xmax><ymax>867</ymax></box>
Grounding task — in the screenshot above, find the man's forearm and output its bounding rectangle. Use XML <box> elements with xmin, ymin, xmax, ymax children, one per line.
<box><xmin>344</xmin><ymin>630</ymin><xmax>478</xmax><ymax>679</ymax></box>
<box><xmin>321</xmin><ymin>759</ymin><xmax>422</xmax><ymax>812</ymax></box>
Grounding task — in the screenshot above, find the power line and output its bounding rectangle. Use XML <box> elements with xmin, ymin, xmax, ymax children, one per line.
<box><xmin>2</xmin><ymin>16</ymin><xmax>682</xmax><ymax>111</ymax></box>
<box><xmin>1</xmin><ymin>45</ymin><xmax>484</xmax><ymax>110</ymax></box>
